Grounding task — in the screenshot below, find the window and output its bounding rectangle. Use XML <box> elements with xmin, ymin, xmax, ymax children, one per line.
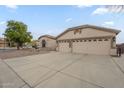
<box><xmin>74</xmin><ymin>29</ymin><xmax>81</xmax><ymax>35</ymax></box>
<box><xmin>76</xmin><ymin>40</ymin><xmax>79</xmax><ymax>42</ymax></box>
<box><xmin>104</xmin><ymin>39</ymin><xmax>108</xmax><ymax>41</ymax></box>
<box><xmin>89</xmin><ymin>40</ymin><xmax>91</xmax><ymax>42</ymax></box>
<box><xmin>93</xmin><ymin>39</ymin><xmax>96</xmax><ymax>41</ymax></box>
<box><xmin>84</xmin><ymin>40</ymin><xmax>87</xmax><ymax>42</ymax></box>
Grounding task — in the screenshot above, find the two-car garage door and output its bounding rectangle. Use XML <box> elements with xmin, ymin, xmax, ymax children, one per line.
<box><xmin>73</xmin><ymin>39</ymin><xmax>111</xmax><ymax>55</ymax></box>
<box><xmin>58</xmin><ymin>39</ymin><xmax>111</xmax><ymax>55</ymax></box>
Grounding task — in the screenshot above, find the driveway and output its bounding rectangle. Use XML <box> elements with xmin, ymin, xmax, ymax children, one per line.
<box><xmin>0</xmin><ymin>51</ymin><xmax>124</xmax><ymax>88</ymax></box>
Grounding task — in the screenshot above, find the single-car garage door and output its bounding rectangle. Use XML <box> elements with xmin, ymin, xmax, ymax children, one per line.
<box><xmin>58</xmin><ymin>42</ymin><xmax>71</xmax><ymax>53</ymax></box>
<box><xmin>72</xmin><ymin>39</ymin><xmax>111</xmax><ymax>55</ymax></box>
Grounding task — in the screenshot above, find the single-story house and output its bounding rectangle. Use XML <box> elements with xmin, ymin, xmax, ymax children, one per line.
<box><xmin>56</xmin><ymin>24</ymin><xmax>120</xmax><ymax>55</ymax></box>
<box><xmin>38</xmin><ymin>24</ymin><xmax>120</xmax><ymax>55</ymax></box>
<box><xmin>38</xmin><ymin>35</ymin><xmax>56</xmax><ymax>49</ymax></box>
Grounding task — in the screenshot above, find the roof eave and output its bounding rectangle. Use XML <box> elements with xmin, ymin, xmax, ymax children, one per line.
<box><xmin>38</xmin><ymin>35</ymin><xmax>56</xmax><ymax>40</ymax></box>
<box><xmin>56</xmin><ymin>25</ymin><xmax>121</xmax><ymax>39</ymax></box>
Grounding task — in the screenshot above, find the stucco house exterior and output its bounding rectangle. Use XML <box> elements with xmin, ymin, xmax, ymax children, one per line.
<box><xmin>38</xmin><ymin>35</ymin><xmax>56</xmax><ymax>50</ymax></box>
<box><xmin>56</xmin><ymin>24</ymin><xmax>120</xmax><ymax>55</ymax></box>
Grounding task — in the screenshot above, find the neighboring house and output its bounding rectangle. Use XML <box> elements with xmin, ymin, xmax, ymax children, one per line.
<box><xmin>0</xmin><ymin>38</ymin><xmax>8</xmax><ymax>48</ymax></box>
<box><xmin>117</xmin><ymin>43</ymin><xmax>124</xmax><ymax>54</ymax></box>
<box><xmin>56</xmin><ymin>24</ymin><xmax>120</xmax><ymax>55</ymax></box>
<box><xmin>38</xmin><ymin>35</ymin><xmax>56</xmax><ymax>49</ymax></box>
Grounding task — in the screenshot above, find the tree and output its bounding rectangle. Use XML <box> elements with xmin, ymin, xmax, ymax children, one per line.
<box><xmin>105</xmin><ymin>5</ymin><xmax>124</xmax><ymax>13</ymax></box>
<box><xmin>31</xmin><ymin>40</ymin><xmax>39</xmax><ymax>49</ymax></box>
<box><xmin>4</xmin><ymin>20</ymin><xmax>33</xmax><ymax>50</ymax></box>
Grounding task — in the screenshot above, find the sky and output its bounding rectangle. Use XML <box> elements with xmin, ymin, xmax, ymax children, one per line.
<box><xmin>0</xmin><ymin>5</ymin><xmax>124</xmax><ymax>43</ymax></box>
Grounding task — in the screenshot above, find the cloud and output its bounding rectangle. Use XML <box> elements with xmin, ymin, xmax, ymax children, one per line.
<box><xmin>77</xmin><ymin>5</ymin><xmax>92</xmax><ymax>8</ymax></box>
<box><xmin>92</xmin><ymin>7</ymin><xmax>108</xmax><ymax>15</ymax></box>
<box><xmin>65</xmin><ymin>18</ymin><xmax>72</xmax><ymax>22</ymax></box>
<box><xmin>5</xmin><ymin>5</ymin><xmax>18</xmax><ymax>9</ymax></box>
<box><xmin>102</xmin><ymin>21</ymin><xmax>114</xmax><ymax>26</ymax></box>
<box><xmin>0</xmin><ymin>21</ymin><xmax>6</xmax><ymax>25</ymax></box>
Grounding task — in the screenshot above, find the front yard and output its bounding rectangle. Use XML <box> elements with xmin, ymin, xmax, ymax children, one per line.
<box><xmin>0</xmin><ymin>48</ymin><xmax>50</xmax><ymax>59</ymax></box>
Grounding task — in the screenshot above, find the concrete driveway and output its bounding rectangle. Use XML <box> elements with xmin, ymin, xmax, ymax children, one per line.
<box><xmin>1</xmin><ymin>51</ymin><xmax>124</xmax><ymax>88</ymax></box>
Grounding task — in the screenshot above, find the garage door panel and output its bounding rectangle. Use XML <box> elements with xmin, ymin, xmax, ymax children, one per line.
<box><xmin>73</xmin><ymin>40</ymin><xmax>111</xmax><ymax>55</ymax></box>
<box><xmin>59</xmin><ymin>43</ymin><xmax>71</xmax><ymax>53</ymax></box>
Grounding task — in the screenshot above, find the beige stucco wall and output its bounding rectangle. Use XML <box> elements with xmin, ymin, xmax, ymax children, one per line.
<box><xmin>58</xmin><ymin>28</ymin><xmax>116</xmax><ymax>40</ymax></box>
<box><xmin>38</xmin><ymin>37</ymin><xmax>56</xmax><ymax>48</ymax></box>
<box><xmin>110</xmin><ymin>48</ymin><xmax>117</xmax><ymax>55</ymax></box>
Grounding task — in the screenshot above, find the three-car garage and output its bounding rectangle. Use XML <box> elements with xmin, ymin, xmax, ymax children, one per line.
<box><xmin>56</xmin><ymin>25</ymin><xmax>120</xmax><ymax>55</ymax></box>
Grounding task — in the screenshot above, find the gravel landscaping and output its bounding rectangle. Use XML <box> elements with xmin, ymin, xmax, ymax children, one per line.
<box><xmin>0</xmin><ymin>48</ymin><xmax>50</xmax><ymax>59</ymax></box>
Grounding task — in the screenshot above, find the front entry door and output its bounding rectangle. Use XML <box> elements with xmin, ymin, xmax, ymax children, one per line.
<box><xmin>42</xmin><ymin>39</ymin><xmax>46</xmax><ymax>48</ymax></box>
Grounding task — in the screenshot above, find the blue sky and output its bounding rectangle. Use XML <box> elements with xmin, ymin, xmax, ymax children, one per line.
<box><xmin>0</xmin><ymin>5</ymin><xmax>124</xmax><ymax>43</ymax></box>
